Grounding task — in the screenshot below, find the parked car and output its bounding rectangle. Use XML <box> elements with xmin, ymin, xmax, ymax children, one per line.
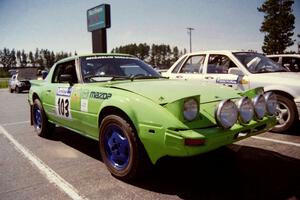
<box><xmin>267</xmin><ymin>54</ymin><xmax>300</xmax><ymax>72</ymax></box>
<box><xmin>162</xmin><ymin>50</ymin><xmax>300</xmax><ymax>132</ymax></box>
<box><xmin>28</xmin><ymin>53</ymin><xmax>276</xmax><ymax>180</ymax></box>
<box><xmin>9</xmin><ymin>69</ymin><xmax>36</xmax><ymax>93</ymax></box>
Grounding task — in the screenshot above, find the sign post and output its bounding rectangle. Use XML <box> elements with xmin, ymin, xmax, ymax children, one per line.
<box><xmin>87</xmin><ymin>4</ymin><xmax>111</xmax><ymax>53</ymax></box>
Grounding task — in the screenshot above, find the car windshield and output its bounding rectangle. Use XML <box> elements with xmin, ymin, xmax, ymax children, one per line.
<box><xmin>233</xmin><ymin>52</ymin><xmax>287</xmax><ymax>73</ymax></box>
<box><xmin>80</xmin><ymin>56</ymin><xmax>161</xmax><ymax>82</ymax></box>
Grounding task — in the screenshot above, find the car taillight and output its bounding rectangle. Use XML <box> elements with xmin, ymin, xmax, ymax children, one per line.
<box><xmin>184</xmin><ymin>138</ymin><xmax>205</xmax><ymax>146</ymax></box>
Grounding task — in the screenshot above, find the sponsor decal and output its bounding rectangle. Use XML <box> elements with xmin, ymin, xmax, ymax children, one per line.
<box><xmin>80</xmin><ymin>99</ymin><xmax>88</xmax><ymax>112</ymax></box>
<box><xmin>90</xmin><ymin>91</ymin><xmax>112</xmax><ymax>100</ymax></box>
<box><xmin>57</xmin><ymin>87</ymin><xmax>72</xmax><ymax>97</ymax></box>
<box><xmin>56</xmin><ymin>96</ymin><xmax>72</xmax><ymax>119</ymax></box>
<box><xmin>216</xmin><ymin>78</ymin><xmax>238</xmax><ymax>84</ymax></box>
<box><xmin>85</xmin><ymin>56</ymin><xmax>137</xmax><ymax>60</ymax></box>
<box><xmin>56</xmin><ymin>87</ymin><xmax>72</xmax><ymax>119</ymax></box>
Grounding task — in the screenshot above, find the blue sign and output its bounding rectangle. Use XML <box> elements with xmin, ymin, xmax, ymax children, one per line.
<box><xmin>87</xmin><ymin>4</ymin><xmax>110</xmax><ymax>32</ymax></box>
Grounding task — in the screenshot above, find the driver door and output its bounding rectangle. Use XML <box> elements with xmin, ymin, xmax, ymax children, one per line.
<box><xmin>204</xmin><ymin>54</ymin><xmax>249</xmax><ymax>91</ymax></box>
<box><xmin>42</xmin><ymin>60</ymin><xmax>82</xmax><ymax>131</ymax></box>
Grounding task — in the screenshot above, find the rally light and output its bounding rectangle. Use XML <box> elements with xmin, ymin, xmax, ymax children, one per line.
<box><xmin>237</xmin><ymin>97</ymin><xmax>254</xmax><ymax>124</ymax></box>
<box><xmin>264</xmin><ymin>92</ymin><xmax>277</xmax><ymax>116</ymax></box>
<box><xmin>253</xmin><ymin>94</ymin><xmax>266</xmax><ymax>120</ymax></box>
<box><xmin>215</xmin><ymin>99</ymin><xmax>238</xmax><ymax>129</ymax></box>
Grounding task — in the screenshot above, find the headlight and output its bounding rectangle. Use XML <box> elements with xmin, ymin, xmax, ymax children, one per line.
<box><xmin>253</xmin><ymin>94</ymin><xmax>266</xmax><ymax>120</ymax></box>
<box><xmin>237</xmin><ymin>97</ymin><xmax>254</xmax><ymax>124</ymax></box>
<box><xmin>183</xmin><ymin>98</ymin><xmax>198</xmax><ymax>121</ymax></box>
<box><xmin>215</xmin><ymin>99</ymin><xmax>238</xmax><ymax>129</ymax></box>
<box><xmin>264</xmin><ymin>92</ymin><xmax>277</xmax><ymax>116</ymax></box>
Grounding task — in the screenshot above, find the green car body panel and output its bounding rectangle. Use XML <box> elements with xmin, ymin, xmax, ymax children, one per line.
<box><xmin>28</xmin><ymin>54</ymin><xmax>276</xmax><ymax>164</ymax></box>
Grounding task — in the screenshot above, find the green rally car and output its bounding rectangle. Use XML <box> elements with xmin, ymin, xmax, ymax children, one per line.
<box><xmin>28</xmin><ymin>54</ymin><xmax>277</xmax><ymax>180</ymax></box>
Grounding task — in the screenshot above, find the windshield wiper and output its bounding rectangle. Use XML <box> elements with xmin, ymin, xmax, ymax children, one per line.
<box><xmin>273</xmin><ymin>69</ymin><xmax>288</xmax><ymax>72</ymax></box>
<box><xmin>256</xmin><ymin>69</ymin><xmax>287</xmax><ymax>73</ymax></box>
<box><xmin>84</xmin><ymin>75</ymin><xmax>130</xmax><ymax>82</ymax></box>
<box><xmin>84</xmin><ymin>74</ymin><xmax>167</xmax><ymax>82</ymax></box>
<box><xmin>129</xmin><ymin>75</ymin><xmax>166</xmax><ymax>81</ymax></box>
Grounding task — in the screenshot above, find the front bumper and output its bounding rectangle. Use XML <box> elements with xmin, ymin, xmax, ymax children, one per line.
<box><xmin>19</xmin><ymin>85</ymin><xmax>31</xmax><ymax>91</ymax></box>
<box><xmin>139</xmin><ymin>116</ymin><xmax>276</xmax><ymax>164</ymax></box>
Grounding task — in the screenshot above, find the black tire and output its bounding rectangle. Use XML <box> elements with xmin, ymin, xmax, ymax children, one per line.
<box><xmin>15</xmin><ymin>86</ymin><xmax>20</xmax><ymax>93</ymax></box>
<box><xmin>99</xmin><ymin>115</ymin><xmax>152</xmax><ymax>181</ymax></box>
<box><xmin>8</xmin><ymin>86</ymin><xmax>13</xmax><ymax>93</ymax></box>
<box><xmin>272</xmin><ymin>95</ymin><xmax>298</xmax><ymax>132</ymax></box>
<box><xmin>32</xmin><ymin>99</ymin><xmax>54</xmax><ymax>137</ymax></box>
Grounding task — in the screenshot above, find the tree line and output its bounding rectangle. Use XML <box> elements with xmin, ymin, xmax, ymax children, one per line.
<box><xmin>0</xmin><ymin>44</ymin><xmax>184</xmax><ymax>71</ymax></box>
<box><xmin>112</xmin><ymin>43</ymin><xmax>186</xmax><ymax>69</ymax></box>
<box><xmin>258</xmin><ymin>0</ymin><xmax>299</xmax><ymax>54</ymax></box>
<box><xmin>0</xmin><ymin>48</ymin><xmax>72</xmax><ymax>69</ymax></box>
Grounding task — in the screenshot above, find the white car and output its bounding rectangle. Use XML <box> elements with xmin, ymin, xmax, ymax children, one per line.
<box><xmin>163</xmin><ymin>50</ymin><xmax>300</xmax><ymax>132</ymax></box>
<box><xmin>267</xmin><ymin>54</ymin><xmax>300</xmax><ymax>72</ymax></box>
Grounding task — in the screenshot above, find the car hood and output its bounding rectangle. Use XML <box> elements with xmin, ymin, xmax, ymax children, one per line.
<box><xmin>107</xmin><ymin>79</ymin><xmax>240</xmax><ymax>104</ymax></box>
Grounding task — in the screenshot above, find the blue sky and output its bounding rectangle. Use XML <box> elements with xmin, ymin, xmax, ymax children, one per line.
<box><xmin>0</xmin><ymin>0</ymin><xmax>299</xmax><ymax>54</ymax></box>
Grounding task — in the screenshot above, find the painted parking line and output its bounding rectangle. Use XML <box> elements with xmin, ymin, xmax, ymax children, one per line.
<box><xmin>2</xmin><ymin>121</ymin><xmax>30</xmax><ymax>126</ymax></box>
<box><xmin>0</xmin><ymin>125</ymin><xmax>88</xmax><ymax>200</ymax></box>
<box><xmin>252</xmin><ymin>136</ymin><xmax>300</xmax><ymax>148</ymax></box>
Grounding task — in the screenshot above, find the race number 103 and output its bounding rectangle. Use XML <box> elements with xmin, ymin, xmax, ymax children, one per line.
<box><xmin>56</xmin><ymin>97</ymin><xmax>72</xmax><ymax>119</ymax></box>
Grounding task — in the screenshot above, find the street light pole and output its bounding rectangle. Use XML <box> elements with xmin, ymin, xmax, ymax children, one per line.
<box><xmin>187</xmin><ymin>27</ymin><xmax>194</xmax><ymax>53</ymax></box>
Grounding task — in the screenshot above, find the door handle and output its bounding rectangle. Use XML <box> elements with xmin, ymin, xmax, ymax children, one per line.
<box><xmin>176</xmin><ymin>75</ymin><xmax>183</xmax><ymax>79</ymax></box>
<box><xmin>204</xmin><ymin>76</ymin><xmax>214</xmax><ymax>79</ymax></box>
<box><xmin>46</xmin><ymin>90</ymin><xmax>51</xmax><ymax>92</ymax></box>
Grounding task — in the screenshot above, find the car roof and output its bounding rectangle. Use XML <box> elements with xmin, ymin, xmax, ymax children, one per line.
<box><xmin>183</xmin><ymin>50</ymin><xmax>262</xmax><ymax>56</ymax></box>
<box><xmin>267</xmin><ymin>54</ymin><xmax>300</xmax><ymax>57</ymax></box>
<box><xmin>56</xmin><ymin>53</ymin><xmax>136</xmax><ymax>64</ymax></box>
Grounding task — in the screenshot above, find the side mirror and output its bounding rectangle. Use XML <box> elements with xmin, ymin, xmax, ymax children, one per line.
<box><xmin>228</xmin><ymin>67</ymin><xmax>244</xmax><ymax>76</ymax></box>
<box><xmin>59</xmin><ymin>74</ymin><xmax>73</xmax><ymax>85</ymax></box>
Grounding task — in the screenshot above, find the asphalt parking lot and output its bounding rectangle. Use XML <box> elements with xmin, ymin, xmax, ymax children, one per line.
<box><xmin>0</xmin><ymin>89</ymin><xmax>300</xmax><ymax>200</ymax></box>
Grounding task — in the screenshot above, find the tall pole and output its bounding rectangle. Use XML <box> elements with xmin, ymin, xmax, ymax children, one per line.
<box><xmin>187</xmin><ymin>27</ymin><xmax>194</xmax><ymax>53</ymax></box>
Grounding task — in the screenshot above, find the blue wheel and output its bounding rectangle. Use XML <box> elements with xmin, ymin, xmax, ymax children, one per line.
<box><xmin>33</xmin><ymin>105</ymin><xmax>42</xmax><ymax>131</ymax></box>
<box><xmin>32</xmin><ymin>99</ymin><xmax>54</xmax><ymax>137</ymax></box>
<box><xmin>99</xmin><ymin>115</ymin><xmax>151</xmax><ymax>181</ymax></box>
<box><xmin>104</xmin><ymin>124</ymin><xmax>130</xmax><ymax>170</ymax></box>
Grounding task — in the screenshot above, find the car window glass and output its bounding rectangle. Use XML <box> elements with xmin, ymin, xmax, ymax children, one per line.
<box><xmin>207</xmin><ymin>54</ymin><xmax>237</xmax><ymax>74</ymax></box>
<box><xmin>234</xmin><ymin>52</ymin><xmax>286</xmax><ymax>73</ymax></box>
<box><xmin>269</xmin><ymin>57</ymin><xmax>279</xmax><ymax>62</ymax></box>
<box><xmin>172</xmin><ymin>56</ymin><xmax>187</xmax><ymax>73</ymax></box>
<box><xmin>52</xmin><ymin>61</ymin><xmax>78</xmax><ymax>83</ymax></box>
<box><xmin>179</xmin><ymin>55</ymin><xmax>205</xmax><ymax>74</ymax></box>
<box><xmin>80</xmin><ymin>57</ymin><xmax>161</xmax><ymax>82</ymax></box>
<box><xmin>120</xmin><ymin>64</ymin><xmax>149</xmax><ymax>76</ymax></box>
<box><xmin>282</xmin><ymin>57</ymin><xmax>300</xmax><ymax>72</ymax></box>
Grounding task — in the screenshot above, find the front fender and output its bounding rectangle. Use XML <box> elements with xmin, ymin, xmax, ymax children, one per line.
<box><xmin>97</xmin><ymin>93</ymin><xmax>189</xmax><ymax>164</ymax></box>
<box><xmin>264</xmin><ymin>85</ymin><xmax>296</xmax><ymax>98</ymax></box>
